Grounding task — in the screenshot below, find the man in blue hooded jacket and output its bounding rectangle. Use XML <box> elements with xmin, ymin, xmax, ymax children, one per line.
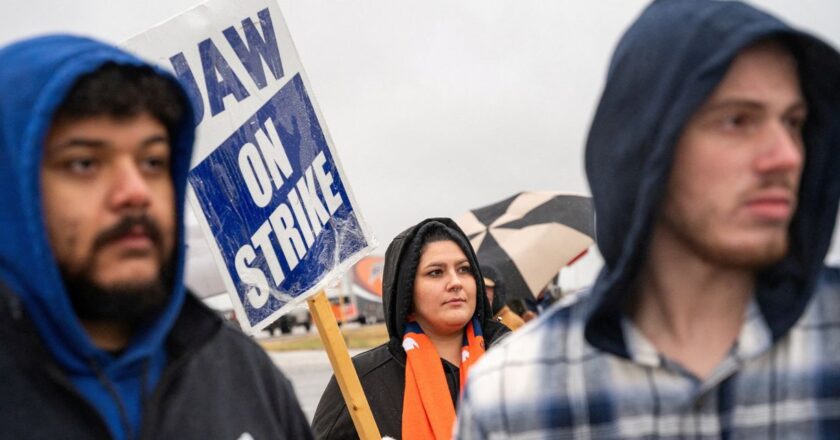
<box><xmin>456</xmin><ymin>1</ymin><xmax>840</xmax><ymax>438</ymax></box>
<box><xmin>0</xmin><ymin>35</ymin><xmax>312</xmax><ymax>439</ymax></box>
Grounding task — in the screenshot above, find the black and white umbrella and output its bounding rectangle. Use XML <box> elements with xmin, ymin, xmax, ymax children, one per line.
<box><xmin>455</xmin><ymin>192</ymin><xmax>595</xmax><ymax>300</ymax></box>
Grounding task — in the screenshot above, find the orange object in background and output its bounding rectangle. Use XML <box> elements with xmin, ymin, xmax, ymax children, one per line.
<box><xmin>353</xmin><ymin>256</ymin><xmax>384</xmax><ymax>298</ymax></box>
<box><xmin>330</xmin><ymin>297</ymin><xmax>358</xmax><ymax>323</ymax></box>
<box><xmin>323</xmin><ymin>256</ymin><xmax>386</xmax><ymax>325</ymax></box>
<box><xmin>349</xmin><ymin>256</ymin><xmax>386</xmax><ymax>324</ymax></box>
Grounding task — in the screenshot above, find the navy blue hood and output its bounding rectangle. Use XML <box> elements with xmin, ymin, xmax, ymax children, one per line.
<box><xmin>0</xmin><ymin>35</ymin><xmax>195</xmax><ymax>438</ymax></box>
<box><xmin>584</xmin><ymin>0</ymin><xmax>840</xmax><ymax>357</ymax></box>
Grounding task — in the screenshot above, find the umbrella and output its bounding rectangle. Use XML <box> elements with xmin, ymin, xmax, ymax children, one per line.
<box><xmin>455</xmin><ymin>192</ymin><xmax>595</xmax><ymax>300</ymax></box>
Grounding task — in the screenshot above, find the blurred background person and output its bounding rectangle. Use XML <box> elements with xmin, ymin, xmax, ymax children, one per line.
<box><xmin>0</xmin><ymin>35</ymin><xmax>311</xmax><ymax>439</ymax></box>
<box><xmin>456</xmin><ymin>1</ymin><xmax>840</xmax><ymax>438</ymax></box>
<box><xmin>481</xmin><ymin>265</ymin><xmax>525</xmax><ymax>331</ymax></box>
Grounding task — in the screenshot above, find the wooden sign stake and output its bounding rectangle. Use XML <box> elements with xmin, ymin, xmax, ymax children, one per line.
<box><xmin>308</xmin><ymin>291</ymin><xmax>381</xmax><ymax>440</ymax></box>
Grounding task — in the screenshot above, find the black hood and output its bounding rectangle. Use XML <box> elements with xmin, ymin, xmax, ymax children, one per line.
<box><xmin>382</xmin><ymin>218</ymin><xmax>492</xmax><ymax>343</ymax></box>
<box><xmin>584</xmin><ymin>0</ymin><xmax>840</xmax><ymax>357</ymax></box>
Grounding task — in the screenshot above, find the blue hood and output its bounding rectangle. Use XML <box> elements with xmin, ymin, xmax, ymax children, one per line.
<box><xmin>0</xmin><ymin>35</ymin><xmax>195</xmax><ymax>438</ymax></box>
<box><xmin>584</xmin><ymin>0</ymin><xmax>840</xmax><ymax>357</ymax></box>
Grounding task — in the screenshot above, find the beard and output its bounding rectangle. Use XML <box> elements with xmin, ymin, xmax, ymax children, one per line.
<box><xmin>62</xmin><ymin>263</ymin><xmax>173</xmax><ymax>325</ymax></box>
<box><xmin>61</xmin><ymin>214</ymin><xmax>174</xmax><ymax>326</ymax></box>
<box><xmin>660</xmin><ymin>202</ymin><xmax>790</xmax><ymax>270</ymax></box>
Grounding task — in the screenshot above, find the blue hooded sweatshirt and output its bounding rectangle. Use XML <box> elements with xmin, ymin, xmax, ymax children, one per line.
<box><xmin>0</xmin><ymin>35</ymin><xmax>195</xmax><ymax>440</ymax></box>
<box><xmin>584</xmin><ymin>0</ymin><xmax>840</xmax><ymax>358</ymax></box>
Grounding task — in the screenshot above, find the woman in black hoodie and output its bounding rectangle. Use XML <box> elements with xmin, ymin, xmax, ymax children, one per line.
<box><xmin>312</xmin><ymin>218</ymin><xmax>510</xmax><ymax>439</ymax></box>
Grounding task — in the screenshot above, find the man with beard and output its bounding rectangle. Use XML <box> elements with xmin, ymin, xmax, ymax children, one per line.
<box><xmin>0</xmin><ymin>35</ymin><xmax>312</xmax><ymax>439</ymax></box>
<box><xmin>457</xmin><ymin>1</ymin><xmax>840</xmax><ymax>438</ymax></box>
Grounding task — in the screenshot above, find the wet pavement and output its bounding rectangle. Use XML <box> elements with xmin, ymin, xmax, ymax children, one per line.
<box><xmin>269</xmin><ymin>348</ymin><xmax>364</xmax><ymax>421</ymax></box>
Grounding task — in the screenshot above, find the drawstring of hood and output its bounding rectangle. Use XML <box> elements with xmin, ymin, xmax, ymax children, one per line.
<box><xmin>88</xmin><ymin>358</ymin><xmax>135</xmax><ymax>440</ymax></box>
<box><xmin>82</xmin><ymin>353</ymin><xmax>157</xmax><ymax>440</ymax></box>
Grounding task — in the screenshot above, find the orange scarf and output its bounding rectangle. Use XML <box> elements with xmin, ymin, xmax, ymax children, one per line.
<box><xmin>401</xmin><ymin>318</ymin><xmax>485</xmax><ymax>440</ymax></box>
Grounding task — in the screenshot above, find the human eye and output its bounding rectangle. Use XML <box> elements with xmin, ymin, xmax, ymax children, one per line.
<box><xmin>783</xmin><ymin>112</ymin><xmax>807</xmax><ymax>135</ymax></box>
<box><xmin>63</xmin><ymin>157</ymin><xmax>99</xmax><ymax>175</ymax></box>
<box><xmin>426</xmin><ymin>269</ymin><xmax>442</xmax><ymax>277</ymax></box>
<box><xmin>719</xmin><ymin>112</ymin><xmax>755</xmax><ymax>132</ymax></box>
<box><xmin>457</xmin><ymin>265</ymin><xmax>472</xmax><ymax>274</ymax></box>
<box><xmin>140</xmin><ymin>153</ymin><xmax>170</xmax><ymax>175</ymax></box>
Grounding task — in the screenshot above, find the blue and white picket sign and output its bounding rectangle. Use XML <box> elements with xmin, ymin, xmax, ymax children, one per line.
<box><xmin>125</xmin><ymin>0</ymin><xmax>376</xmax><ymax>334</ymax></box>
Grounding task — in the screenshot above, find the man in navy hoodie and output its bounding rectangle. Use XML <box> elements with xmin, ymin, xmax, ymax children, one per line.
<box><xmin>0</xmin><ymin>35</ymin><xmax>312</xmax><ymax>439</ymax></box>
<box><xmin>457</xmin><ymin>1</ymin><xmax>840</xmax><ymax>438</ymax></box>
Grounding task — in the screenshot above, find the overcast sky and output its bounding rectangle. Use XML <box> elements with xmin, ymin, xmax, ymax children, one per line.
<box><xmin>2</xmin><ymin>0</ymin><xmax>839</xmax><ymax>269</ymax></box>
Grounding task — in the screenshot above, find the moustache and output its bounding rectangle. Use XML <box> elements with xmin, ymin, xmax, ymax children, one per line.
<box><xmin>92</xmin><ymin>215</ymin><xmax>164</xmax><ymax>253</ymax></box>
<box><xmin>758</xmin><ymin>172</ymin><xmax>798</xmax><ymax>191</ymax></box>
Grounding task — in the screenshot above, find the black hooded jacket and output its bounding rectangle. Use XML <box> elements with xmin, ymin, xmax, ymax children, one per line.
<box><xmin>0</xmin><ymin>287</ymin><xmax>314</xmax><ymax>439</ymax></box>
<box><xmin>311</xmin><ymin>218</ymin><xmax>509</xmax><ymax>439</ymax></box>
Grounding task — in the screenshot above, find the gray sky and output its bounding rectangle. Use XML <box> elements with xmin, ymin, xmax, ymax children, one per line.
<box><xmin>2</xmin><ymin>0</ymin><xmax>839</xmax><ymax>266</ymax></box>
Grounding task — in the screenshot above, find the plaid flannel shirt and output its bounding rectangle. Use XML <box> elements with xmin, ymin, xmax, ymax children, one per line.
<box><xmin>456</xmin><ymin>268</ymin><xmax>840</xmax><ymax>439</ymax></box>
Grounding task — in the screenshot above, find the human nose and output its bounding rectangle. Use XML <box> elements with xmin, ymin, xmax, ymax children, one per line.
<box><xmin>754</xmin><ymin>120</ymin><xmax>804</xmax><ymax>175</ymax></box>
<box><xmin>446</xmin><ymin>268</ymin><xmax>464</xmax><ymax>292</ymax></box>
<box><xmin>109</xmin><ymin>159</ymin><xmax>151</xmax><ymax>210</ymax></box>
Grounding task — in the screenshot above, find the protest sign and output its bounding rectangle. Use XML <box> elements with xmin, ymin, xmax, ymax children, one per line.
<box><xmin>124</xmin><ymin>0</ymin><xmax>376</xmax><ymax>335</ymax></box>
